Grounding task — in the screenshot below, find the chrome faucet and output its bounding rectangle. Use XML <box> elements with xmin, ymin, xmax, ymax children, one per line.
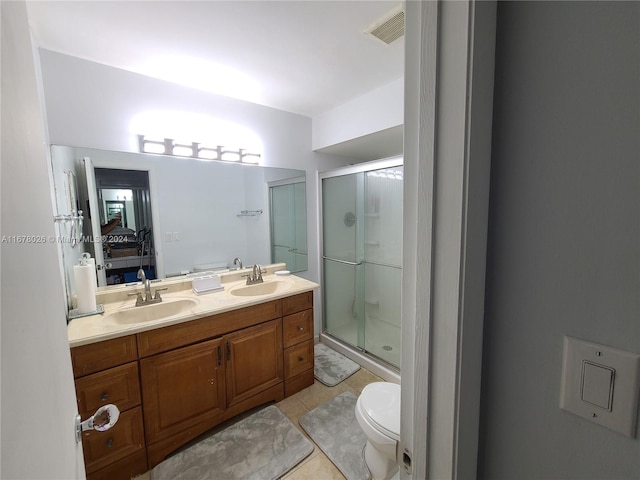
<box><xmin>243</xmin><ymin>264</ymin><xmax>264</xmax><ymax>285</ymax></box>
<box><xmin>128</xmin><ymin>269</ymin><xmax>167</xmax><ymax>306</ymax></box>
<box><xmin>233</xmin><ymin>257</ymin><xmax>243</xmax><ymax>270</ymax></box>
<box><xmin>138</xmin><ymin>268</ymin><xmax>151</xmax><ymax>302</ymax></box>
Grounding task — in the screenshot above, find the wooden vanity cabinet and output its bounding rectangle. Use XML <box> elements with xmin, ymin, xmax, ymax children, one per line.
<box><xmin>71</xmin><ymin>291</ymin><xmax>315</xmax><ymax>475</ymax></box>
<box><xmin>71</xmin><ymin>335</ymin><xmax>147</xmax><ymax>480</ymax></box>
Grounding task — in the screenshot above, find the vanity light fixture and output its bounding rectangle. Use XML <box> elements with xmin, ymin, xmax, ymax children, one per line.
<box><xmin>241</xmin><ymin>151</ymin><xmax>261</xmax><ymax>164</ymax></box>
<box><xmin>220</xmin><ymin>148</ymin><xmax>241</xmax><ymax>162</ymax></box>
<box><xmin>198</xmin><ymin>146</ymin><xmax>219</xmax><ymax>160</ymax></box>
<box><xmin>172</xmin><ymin>141</ymin><xmax>199</xmax><ymax>157</ymax></box>
<box><xmin>138</xmin><ymin>136</ymin><xmax>167</xmax><ymax>154</ymax></box>
<box><xmin>138</xmin><ymin>135</ymin><xmax>262</xmax><ymax>165</ymax></box>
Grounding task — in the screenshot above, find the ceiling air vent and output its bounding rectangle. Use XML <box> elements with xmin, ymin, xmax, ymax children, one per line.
<box><xmin>364</xmin><ymin>5</ymin><xmax>405</xmax><ymax>45</ymax></box>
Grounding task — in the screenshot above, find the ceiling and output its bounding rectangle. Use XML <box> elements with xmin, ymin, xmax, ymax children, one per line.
<box><xmin>25</xmin><ymin>0</ymin><xmax>405</xmax><ymax>119</ymax></box>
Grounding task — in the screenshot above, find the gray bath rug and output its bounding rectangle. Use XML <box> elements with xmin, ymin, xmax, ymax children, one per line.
<box><xmin>151</xmin><ymin>405</ymin><xmax>313</xmax><ymax>480</ymax></box>
<box><xmin>314</xmin><ymin>343</ymin><xmax>361</xmax><ymax>386</ymax></box>
<box><xmin>299</xmin><ymin>391</ymin><xmax>370</xmax><ymax>480</ymax></box>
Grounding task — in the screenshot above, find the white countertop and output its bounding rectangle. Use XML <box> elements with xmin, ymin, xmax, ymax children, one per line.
<box><xmin>68</xmin><ymin>271</ymin><xmax>319</xmax><ymax>348</ymax></box>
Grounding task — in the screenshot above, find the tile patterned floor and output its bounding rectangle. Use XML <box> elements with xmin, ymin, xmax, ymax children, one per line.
<box><xmin>136</xmin><ymin>367</ymin><xmax>383</xmax><ymax>480</ymax></box>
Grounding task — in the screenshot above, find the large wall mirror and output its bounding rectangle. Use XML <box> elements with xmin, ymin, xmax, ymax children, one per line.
<box><xmin>50</xmin><ymin>145</ymin><xmax>308</xmax><ymax>309</ymax></box>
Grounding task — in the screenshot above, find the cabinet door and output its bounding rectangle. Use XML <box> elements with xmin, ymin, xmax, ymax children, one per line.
<box><xmin>225</xmin><ymin>319</ymin><xmax>283</xmax><ymax>407</ymax></box>
<box><xmin>140</xmin><ymin>337</ymin><xmax>225</xmax><ymax>444</ymax></box>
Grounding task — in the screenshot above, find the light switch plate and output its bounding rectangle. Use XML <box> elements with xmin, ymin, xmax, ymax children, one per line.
<box><xmin>581</xmin><ymin>361</ymin><xmax>614</xmax><ymax>410</ymax></box>
<box><xmin>560</xmin><ymin>336</ymin><xmax>640</xmax><ymax>437</ymax></box>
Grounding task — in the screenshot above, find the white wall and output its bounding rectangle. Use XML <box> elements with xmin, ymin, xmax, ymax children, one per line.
<box><xmin>0</xmin><ymin>2</ymin><xmax>84</xmax><ymax>478</ymax></box>
<box><xmin>479</xmin><ymin>2</ymin><xmax>640</xmax><ymax>478</ymax></box>
<box><xmin>312</xmin><ymin>78</ymin><xmax>403</xmax><ymax>151</ymax></box>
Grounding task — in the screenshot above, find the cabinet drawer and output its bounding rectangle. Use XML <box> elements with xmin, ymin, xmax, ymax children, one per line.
<box><xmin>86</xmin><ymin>449</ymin><xmax>147</xmax><ymax>480</ymax></box>
<box><xmin>282</xmin><ymin>291</ymin><xmax>313</xmax><ymax>316</ymax></box>
<box><xmin>71</xmin><ymin>336</ymin><xmax>138</xmax><ymax>378</ymax></box>
<box><xmin>82</xmin><ymin>406</ymin><xmax>145</xmax><ymax>474</ymax></box>
<box><xmin>75</xmin><ymin>362</ymin><xmax>141</xmax><ymax>419</ymax></box>
<box><xmin>284</xmin><ymin>340</ymin><xmax>314</xmax><ymax>379</ymax></box>
<box><xmin>283</xmin><ymin>310</ymin><xmax>313</xmax><ymax>348</ymax></box>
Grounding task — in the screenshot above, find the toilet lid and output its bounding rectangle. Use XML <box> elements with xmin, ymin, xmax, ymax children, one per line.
<box><xmin>360</xmin><ymin>382</ymin><xmax>401</xmax><ymax>439</ymax></box>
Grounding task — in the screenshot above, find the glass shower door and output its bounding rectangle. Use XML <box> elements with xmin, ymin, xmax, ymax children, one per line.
<box><xmin>322</xmin><ymin>173</ymin><xmax>365</xmax><ymax>349</ymax></box>
<box><xmin>321</xmin><ymin>161</ymin><xmax>403</xmax><ymax>369</ymax></box>
<box><xmin>361</xmin><ymin>167</ymin><xmax>403</xmax><ymax>367</ymax></box>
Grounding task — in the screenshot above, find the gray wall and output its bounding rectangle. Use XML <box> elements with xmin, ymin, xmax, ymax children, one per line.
<box><xmin>479</xmin><ymin>2</ymin><xmax>639</xmax><ymax>479</ymax></box>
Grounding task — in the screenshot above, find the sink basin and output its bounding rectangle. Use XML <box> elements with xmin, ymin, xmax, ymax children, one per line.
<box><xmin>228</xmin><ymin>280</ymin><xmax>286</xmax><ymax>297</ymax></box>
<box><xmin>105</xmin><ymin>298</ymin><xmax>198</xmax><ymax>325</ymax></box>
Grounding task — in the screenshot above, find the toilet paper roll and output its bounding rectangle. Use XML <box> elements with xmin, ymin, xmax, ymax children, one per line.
<box><xmin>74</xmin><ymin>263</ymin><xmax>97</xmax><ymax>313</ymax></box>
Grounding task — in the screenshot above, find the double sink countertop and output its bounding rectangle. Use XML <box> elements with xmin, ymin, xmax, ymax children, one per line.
<box><xmin>68</xmin><ymin>263</ymin><xmax>319</xmax><ymax>348</ymax></box>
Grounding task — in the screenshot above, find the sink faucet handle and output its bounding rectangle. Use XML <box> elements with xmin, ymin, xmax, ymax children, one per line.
<box><xmin>153</xmin><ymin>287</ymin><xmax>168</xmax><ymax>300</ymax></box>
<box><xmin>128</xmin><ymin>291</ymin><xmax>143</xmax><ymax>306</ymax></box>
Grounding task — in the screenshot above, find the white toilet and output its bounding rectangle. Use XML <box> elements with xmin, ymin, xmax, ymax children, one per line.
<box><xmin>355</xmin><ymin>382</ymin><xmax>401</xmax><ymax>480</ymax></box>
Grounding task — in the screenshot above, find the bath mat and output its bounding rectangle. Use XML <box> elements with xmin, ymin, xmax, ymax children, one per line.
<box><xmin>314</xmin><ymin>343</ymin><xmax>361</xmax><ymax>386</ymax></box>
<box><xmin>299</xmin><ymin>391</ymin><xmax>370</xmax><ymax>480</ymax></box>
<box><xmin>151</xmin><ymin>405</ymin><xmax>313</xmax><ymax>480</ymax></box>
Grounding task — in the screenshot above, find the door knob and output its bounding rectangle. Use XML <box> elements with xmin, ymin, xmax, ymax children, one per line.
<box><xmin>75</xmin><ymin>404</ymin><xmax>120</xmax><ymax>443</ymax></box>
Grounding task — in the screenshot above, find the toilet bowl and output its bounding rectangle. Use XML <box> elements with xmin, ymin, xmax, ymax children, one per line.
<box><xmin>355</xmin><ymin>382</ymin><xmax>401</xmax><ymax>480</ymax></box>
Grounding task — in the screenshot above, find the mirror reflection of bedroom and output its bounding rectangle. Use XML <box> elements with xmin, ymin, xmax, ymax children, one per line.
<box><xmin>95</xmin><ymin>168</ymin><xmax>154</xmax><ymax>285</ymax></box>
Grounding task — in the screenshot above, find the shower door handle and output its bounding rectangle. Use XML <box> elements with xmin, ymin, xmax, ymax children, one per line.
<box><xmin>322</xmin><ymin>256</ymin><xmax>362</xmax><ymax>266</ymax></box>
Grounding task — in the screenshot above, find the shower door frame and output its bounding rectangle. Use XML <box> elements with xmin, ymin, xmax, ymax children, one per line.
<box><xmin>318</xmin><ymin>156</ymin><xmax>404</xmax><ymax>377</ymax></box>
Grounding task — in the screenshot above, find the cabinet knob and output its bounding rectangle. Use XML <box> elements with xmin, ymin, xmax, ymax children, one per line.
<box><xmin>105</xmin><ymin>438</ymin><xmax>114</xmax><ymax>448</ymax></box>
<box><xmin>298</xmin><ymin>356</ymin><xmax>305</xmax><ymax>362</ymax></box>
<box><xmin>100</xmin><ymin>393</ymin><xmax>109</xmax><ymax>401</ymax></box>
<box><xmin>297</xmin><ymin>326</ymin><xmax>304</xmax><ymax>332</ymax></box>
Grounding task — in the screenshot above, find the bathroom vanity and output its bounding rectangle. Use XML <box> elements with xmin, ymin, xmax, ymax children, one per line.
<box><xmin>68</xmin><ymin>269</ymin><xmax>317</xmax><ymax>480</ymax></box>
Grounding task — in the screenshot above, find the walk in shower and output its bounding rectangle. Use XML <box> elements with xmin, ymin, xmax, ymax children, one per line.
<box><xmin>320</xmin><ymin>157</ymin><xmax>403</xmax><ymax>370</ymax></box>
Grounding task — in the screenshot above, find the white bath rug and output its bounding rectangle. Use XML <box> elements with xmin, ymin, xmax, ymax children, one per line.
<box><xmin>314</xmin><ymin>343</ymin><xmax>361</xmax><ymax>386</ymax></box>
<box><xmin>151</xmin><ymin>405</ymin><xmax>313</xmax><ymax>480</ymax></box>
<box><xmin>299</xmin><ymin>391</ymin><xmax>370</xmax><ymax>480</ymax></box>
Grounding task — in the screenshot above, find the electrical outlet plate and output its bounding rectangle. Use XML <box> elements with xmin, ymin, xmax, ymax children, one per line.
<box><xmin>560</xmin><ymin>336</ymin><xmax>640</xmax><ymax>437</ymax></box>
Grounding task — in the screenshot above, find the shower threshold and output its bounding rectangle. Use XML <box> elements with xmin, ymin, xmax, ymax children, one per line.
<box><xmin>319</xmin><ymin>332</ymin><xmax>401</xmax><ymax>383</ymax></box>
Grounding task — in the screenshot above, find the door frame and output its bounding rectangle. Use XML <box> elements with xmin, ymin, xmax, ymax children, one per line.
<box><xmin>82</xmin><ymin>159</ymin><xmax>164</xmax><ymax>280</ymax></box>
<box><xmin>401</xmin><ymin>1</ymin><xmax>496</xmax><ymax>478</ymax></box>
